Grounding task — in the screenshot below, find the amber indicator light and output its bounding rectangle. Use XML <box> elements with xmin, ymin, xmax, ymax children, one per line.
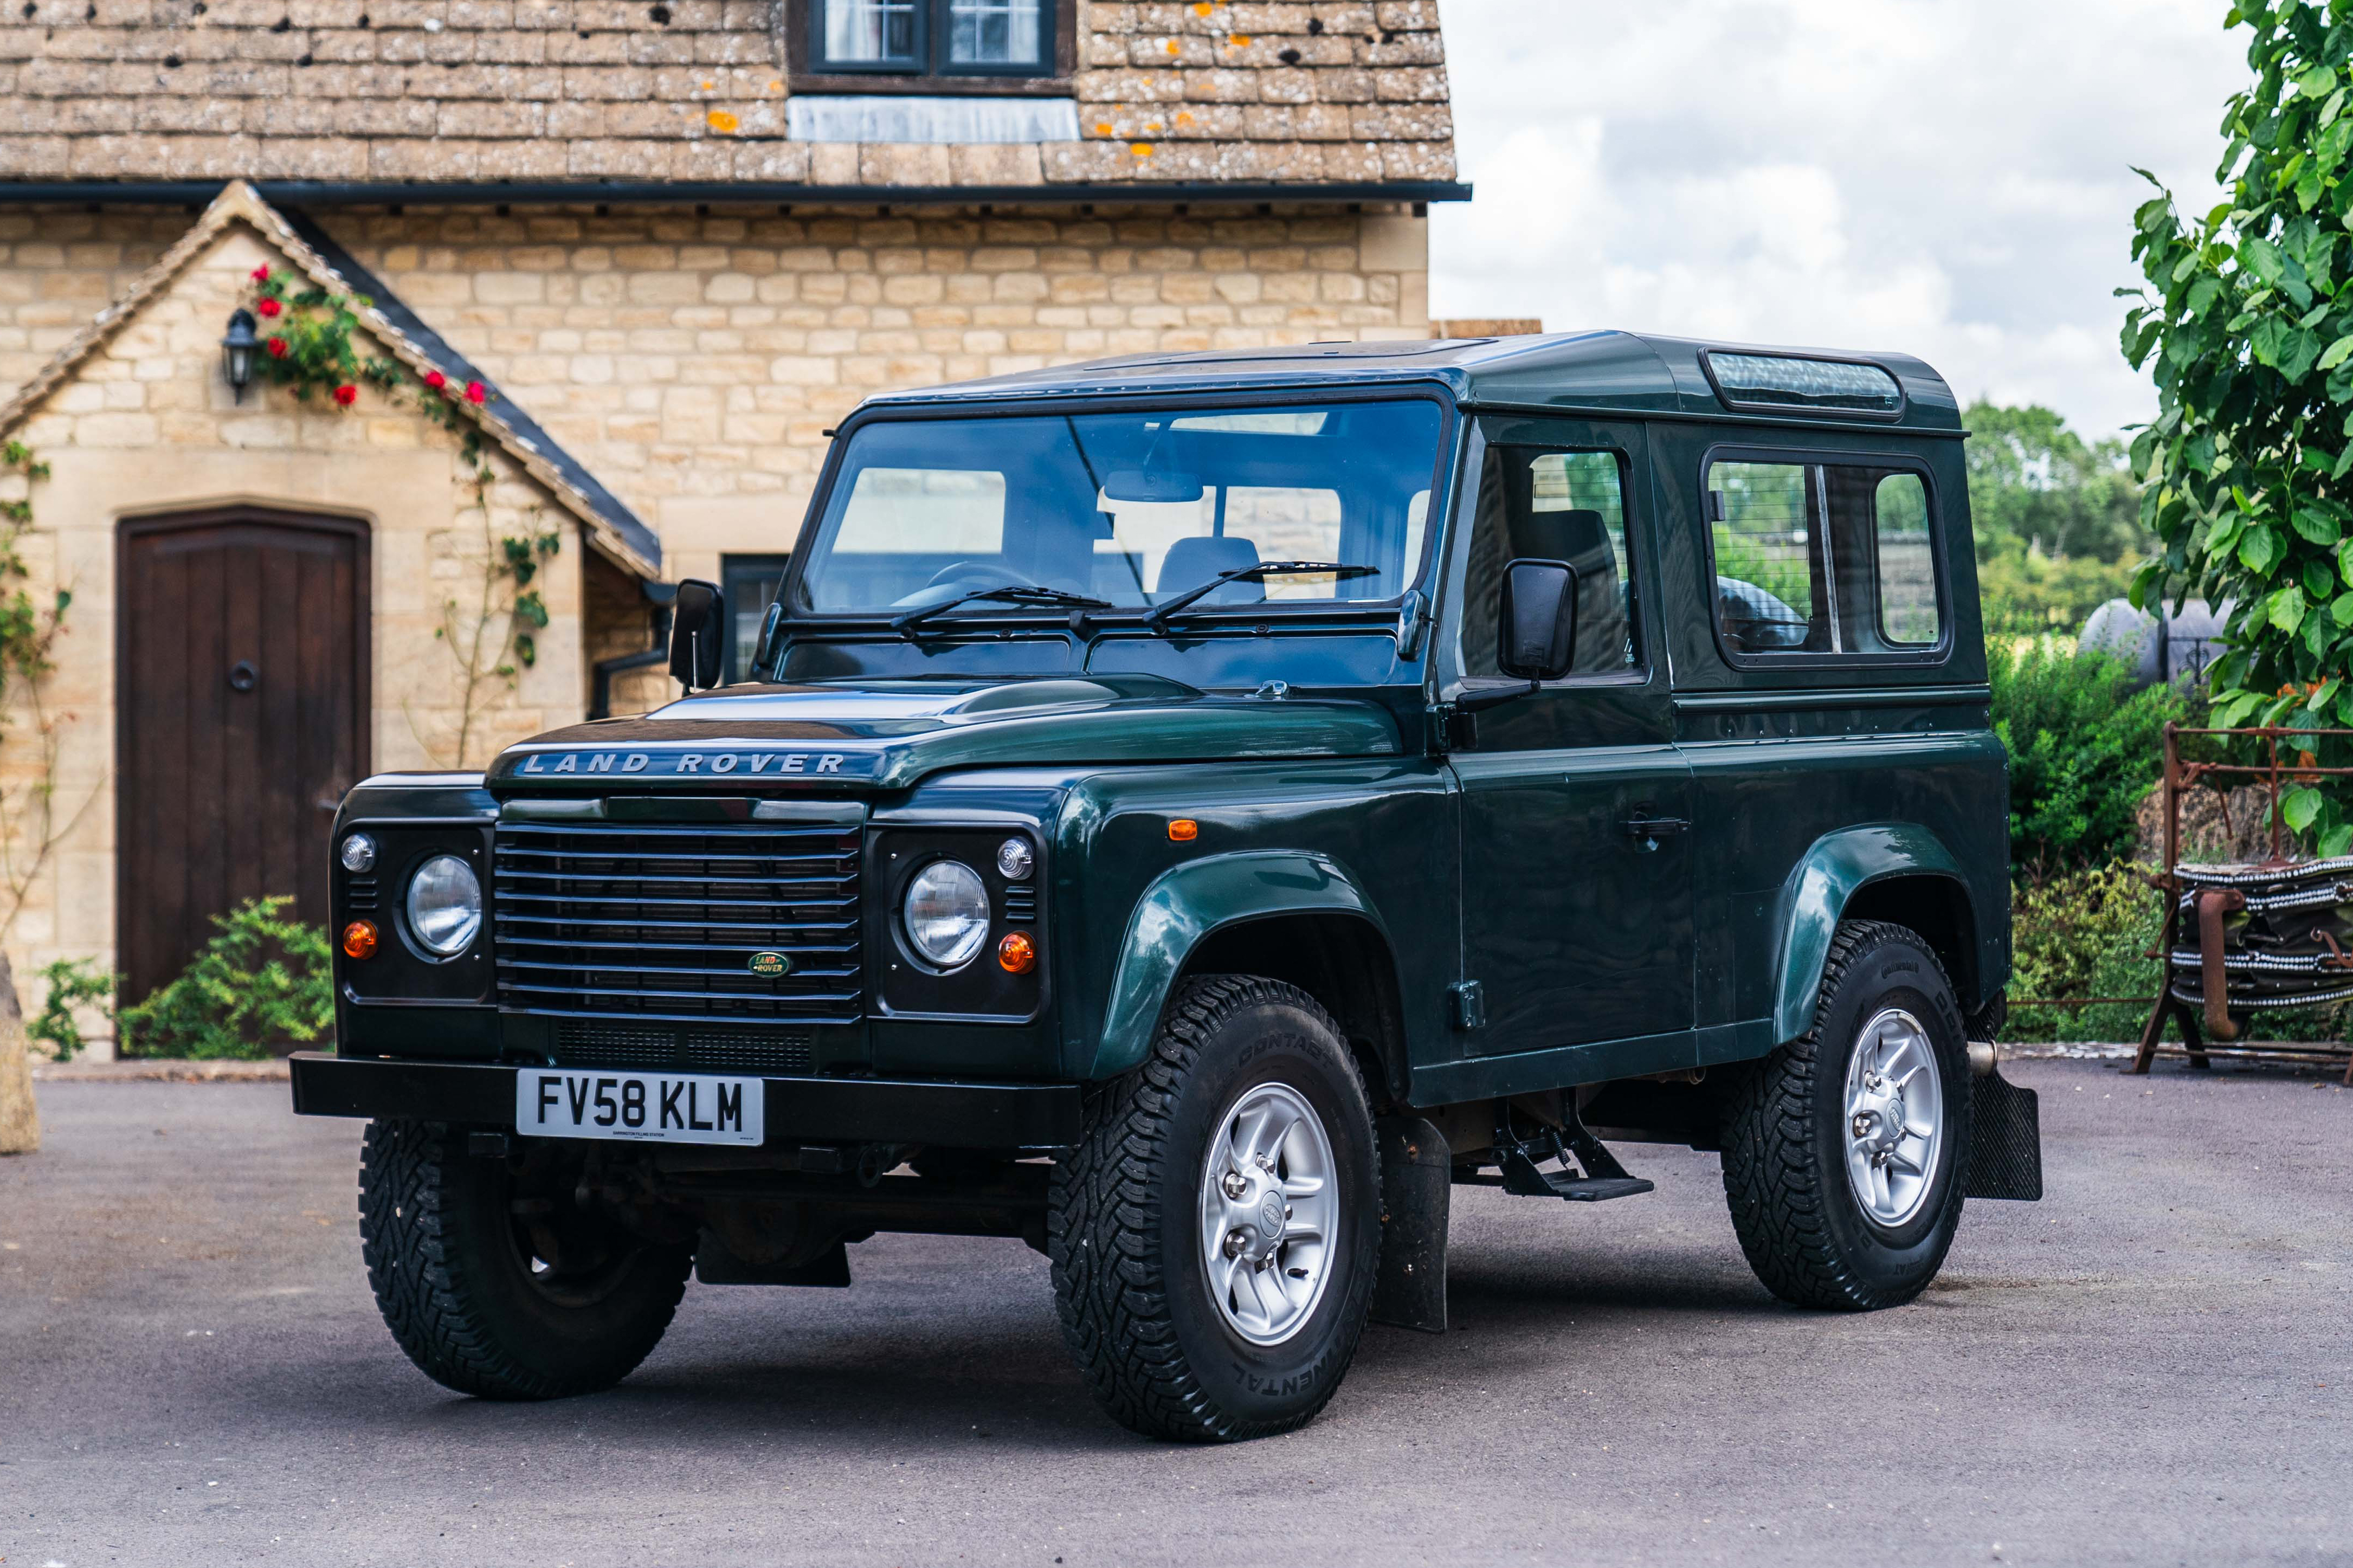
<box><xmin>998</xmin><ymin>931</ymin><xmax>1037</xmax><ymax>975</ymax></box>
<box><xmin>1168</xmin><ymin>818</ymin><xmax>1199</xmax><ymax>842</ymax></box>
<box><xmin>341</xmin><ymin>920</ymin><xmax>379</xmax><ymax>960</ymax></box>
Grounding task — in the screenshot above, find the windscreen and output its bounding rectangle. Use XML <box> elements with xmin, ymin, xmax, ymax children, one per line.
<box><xmin>794</xmin><ymin>400</ymin><xmax>1445</xmax><ymax>617</ymax></box>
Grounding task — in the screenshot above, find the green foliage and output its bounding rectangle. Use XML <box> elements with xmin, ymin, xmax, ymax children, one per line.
<box><xmin>119</xmin><ymin>896</ymin><xmax>333</xmax><ymax>1060</ymax></box>
<box><xmin>27</xmin><ymin>956</ymin><xmax>120</xmax><ymax>1062</ymax></box>
<box><xmin>2123</xmin><ymin>2</ymin><xmax>2353</xmax><ymax>854</ymax></box>
<box><xmin>2005</xmin><ymin>862</ymin><xmax>2165</xmax><ymax>1043</ymax></box>
<box><xmin>1990</xmin><ymin>642</ymin><xmax>2189</xmax><ymax>880</ymax></box>
<box><xmin>1963</xmin><ymin>402</ymin><xmax>2154</xmax><ymax>635</ymax></box>
<box><xmin>0</xmin><ymin>441</ymin><xmax>92</xmax><ymax>934</ymax></box>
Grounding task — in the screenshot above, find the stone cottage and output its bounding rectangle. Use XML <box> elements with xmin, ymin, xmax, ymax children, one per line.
<box><xmin>0</xmin><ymin>0</ymin><xmax>1465</xmax><ymax>1043</ymax></box>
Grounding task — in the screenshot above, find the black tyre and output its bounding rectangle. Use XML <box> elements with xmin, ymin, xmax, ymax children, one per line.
<box><xmin>1720</xmin><ymin>920</ymin><xmax>1973</xmax><ymax>1310</ymax></box>
<box><xmin>1048</xmin><ymin>975</ymin><xmax>1381</xmax><ymax>1442</ymax></box>
<box><xmin>358</xmin><ymin>1119</ymin><xmax>693</xmax><ymax>1400</ymax></box>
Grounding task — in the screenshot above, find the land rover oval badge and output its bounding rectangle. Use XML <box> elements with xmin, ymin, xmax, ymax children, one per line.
<box><xmin>748</xmin><ymin>951</ymin><xmax>791</xmax><ymax>977</ymax></box>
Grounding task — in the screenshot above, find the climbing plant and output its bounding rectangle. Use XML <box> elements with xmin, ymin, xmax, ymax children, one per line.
<box><xmin>2123</xmin><ymin>1</ymin><xmax>2353</xmax><ymax>854</ymax></box>
<box><xmin>244</xmin><ymin>265</ymin><xmax>559</xmax><ymax>769</ymax></box>
<box><xmin>0</xmin><ymin>441</ymin><xmax>99</xmax><ymax>935</ymax></box>
<box><xmin>430</xmin><ymin>454</ymin><xmax>560</xmax><ymax>770</ymax></box>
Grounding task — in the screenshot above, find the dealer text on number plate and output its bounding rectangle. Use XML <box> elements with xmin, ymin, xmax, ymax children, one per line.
<box><xmin>516</xmin><ymin>1068</ymin><xmax>764</xmax><ymax>1147</ymax></box>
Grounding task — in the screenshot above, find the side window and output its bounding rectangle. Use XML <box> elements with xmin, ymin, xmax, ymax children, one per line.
<box><xmin>1871</xmin><ymin>473</ymin><xmax>1940</xmax><ymax>646</ymax></box>
<box><xmin>1706</xmin><ymin>456</ymin><xmax>1943</xmax><ymax>659</ymax></box>
<box><xmin>1460</xmin><ymin>446</ymin><xmax>1638</xmax><ymax>680</ymax></box>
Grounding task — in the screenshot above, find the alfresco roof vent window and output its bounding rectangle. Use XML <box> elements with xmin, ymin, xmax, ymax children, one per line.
<box><xmin>1704</xmin><ymin>352</ymin><xmax>1904</xmax><ymax>418</ymax></box>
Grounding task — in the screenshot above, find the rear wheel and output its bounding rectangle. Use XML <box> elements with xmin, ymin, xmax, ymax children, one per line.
<box><xmin>358</xmin><ymin>1119</ymin><xmax>692</xmax><ymax>1400</ymax></box>
<box><xmin>1720</xmin><ymin>920</ymin><xmax>1972</xmax><ymax>1310</ymax></box>
<box><xmin>1048</xmin><ymin>976</ymin><xmax>1380</xmax><ymax>1442</ymax></box>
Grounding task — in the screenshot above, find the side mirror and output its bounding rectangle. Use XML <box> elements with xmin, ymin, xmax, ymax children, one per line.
<box><xmin>668</xmin><ymin>578</ymin><xmax>726</xmax><ymax>691</ymax></box>
<box><xmin>1495</xmin><ymin>558</ymin><xmax>1578</xmax><ymax>682</ymax></box>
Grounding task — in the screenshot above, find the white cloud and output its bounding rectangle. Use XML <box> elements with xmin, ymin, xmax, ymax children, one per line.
<box><xmin>1430</xmin><ymin>0</ymin><xmax>2250</xmax><ymax>437</ymax></box>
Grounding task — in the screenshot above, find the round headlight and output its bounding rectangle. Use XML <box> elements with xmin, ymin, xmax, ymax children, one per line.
<box><xmin>996</xmin><ymin>837</ymin><xmax>1034</xmax><ymax>880</ymax></box>
<box><xmin>405</xmin><ymin>854</ymin><xmax>482</xmax><ymax>957</ymax></box>
<box><xmin>902</xmin><ymin>860</ymin><xmax>990</xmax><ymax>969</ymax></box>
<box><xmin>340</xmin><ymin>833</ymin><xmax>377</xmax><ymax>873</ymax></box>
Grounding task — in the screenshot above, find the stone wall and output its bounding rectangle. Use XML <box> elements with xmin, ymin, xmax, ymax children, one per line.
<box><xmin>0</xmin><ymin>218</ymin><xmax>592</xmax><ymax>1040</ymax></box>
<box><xmin>314</xmin><ymin>200</ymin><xmax>1432</xmax><ymax>582</ymax></box>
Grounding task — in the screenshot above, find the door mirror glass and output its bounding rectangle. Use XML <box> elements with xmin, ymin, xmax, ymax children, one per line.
<box><xmin>1495</xmin><ymin>558</ymin><xmax>1578</xmax><ymax>682</ymax></box>
<box><xmin>668</xmin><ymin>578</ymin><xmax>726</xmax><ymax>690</ymax></box>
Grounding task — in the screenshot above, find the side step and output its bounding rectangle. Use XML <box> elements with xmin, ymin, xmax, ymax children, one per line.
<box><xmin>1483</xmin><ymin>1104</ymin><xmax>1655</xmax><ymax>1203</ymax></box>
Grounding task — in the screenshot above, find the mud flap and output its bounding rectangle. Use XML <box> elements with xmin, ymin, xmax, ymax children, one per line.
<box><xmin>1371</xmin><ymin>1115</ymin><xmax>1449</xmax><ymax>1333</ymax></box>
<box><xmin>1965</xmin><ymin>1065</ymin><xmax>2042</xmax><ymax>1201</ymax></box>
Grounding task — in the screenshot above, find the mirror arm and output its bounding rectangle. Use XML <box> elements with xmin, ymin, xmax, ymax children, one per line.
<box><xmin>1451</xmin><ymin>679</ymin><xmax>1540</xmax><ymax>714</ymax></box>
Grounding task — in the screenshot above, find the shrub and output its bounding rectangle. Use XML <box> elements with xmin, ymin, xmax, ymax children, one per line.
<box><xmin>26</xmin><ymin>957</ymin><xmax>120</xmax><ymax>1062</ymax></box>
<box><xmin>119</xmin><ymin>896</ymin><xmax>334</xmax><ymax>1060</ymax></box>
<box><xmin>2006</xmin><ymin>862</ymin><xmax>2164</xmax><ymax>1043</ymax></box>
<box><xmin>1990</xmin><ymin>641</ymin><xmax>2188</xmax><ymax>881</ymax></box>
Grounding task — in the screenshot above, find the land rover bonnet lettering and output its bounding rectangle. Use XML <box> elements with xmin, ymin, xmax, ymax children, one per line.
<box><xmin>515</xmin><ymin>751</ymin><xmax>848</xmax><ymax>776</ymax></box>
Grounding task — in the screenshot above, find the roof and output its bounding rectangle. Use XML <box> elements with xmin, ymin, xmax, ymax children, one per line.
<box><xmin>0</xmin><ymin>179</ymin><xmax>663</xmax><ymax>573</ymax></box>
<box><xmin>857</xmin><ymin>331</ymin><xmax>1967</xmax><ymax>433</ymax></box>
<box><xmin>0</xmin><ymin>1</ymin><xmax>1458</xmax><ymax>199</ymax></box>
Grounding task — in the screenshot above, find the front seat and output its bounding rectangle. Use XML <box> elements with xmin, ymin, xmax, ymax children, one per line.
<box><xmin>1156</xmin><ymin>535</ymin><xmax>1263</xmax><ymax>605</ymax></box>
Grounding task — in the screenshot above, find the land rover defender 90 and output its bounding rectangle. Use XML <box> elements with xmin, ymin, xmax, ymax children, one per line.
<box><xmin>293</xmin><ymin>333</ymin><xmax>2041</xmax><ymax>1443</ymax></box>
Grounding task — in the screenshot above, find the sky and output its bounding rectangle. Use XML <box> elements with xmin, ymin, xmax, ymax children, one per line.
<box><xmin>1428</xmin><ymin>0</ymin><xmax>2254</xmax><ymax>440</ymax></box>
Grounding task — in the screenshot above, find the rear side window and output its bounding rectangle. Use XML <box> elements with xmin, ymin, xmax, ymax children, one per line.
<box><xmin>1705</xmin><ymin>455</ymin><xmax>1943</xmax><ymax>659</ymax></box>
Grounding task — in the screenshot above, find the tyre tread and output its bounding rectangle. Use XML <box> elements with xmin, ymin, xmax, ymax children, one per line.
<box><xmin>358</xmin><ymin>1119</ymin><xmax>685</xmax><ymax>1401</ymax></box>
<box><xmin>1719</xmin><ymin>920</ymin><xmax>1959</xmax><ymax>1312</ymax></box>
<box><xmin>1047</xmin><ymin>975</ymin><xmax>1368</xmax><ymax>1443</ymax></box>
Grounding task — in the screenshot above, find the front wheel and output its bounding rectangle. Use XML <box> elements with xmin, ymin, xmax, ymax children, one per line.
<box><xmin>358</xmin><ymin>1119</ymin><xmax>693</xmax><ymax>1400</ymax></box>
<box><xmin>1720</xmin><ymin>920</ymin><xmax>1972</xmax><ymax>1310</ymax></box>
<box><xmin>1048</xmin><ymin>976</ymin><xmax>1380</xmax><ymax>1442</ymax></box>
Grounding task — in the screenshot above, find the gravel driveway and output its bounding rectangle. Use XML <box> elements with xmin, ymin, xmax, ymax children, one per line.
<box><xmin>2</xmin><ymin>1059</ymin><xmax>2346</xmax><ymax>1567</ymax></box>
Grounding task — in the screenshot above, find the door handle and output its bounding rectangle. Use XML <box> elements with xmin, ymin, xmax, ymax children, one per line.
<box><xmin>1620</xmin><ymin>812</ymin><xmax>1691</xmax><ymax>844</ymax></box>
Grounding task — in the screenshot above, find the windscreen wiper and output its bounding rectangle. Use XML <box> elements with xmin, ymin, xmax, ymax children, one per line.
<box><xmin>890</xmin><ymin>584</ymin><xmax>1111</xmax><ymax>637</ymax></box>
<box><xmin>1140</xmin><ymin>562</ymin><xmax>1379</xmax><ymax>633</ymax></box>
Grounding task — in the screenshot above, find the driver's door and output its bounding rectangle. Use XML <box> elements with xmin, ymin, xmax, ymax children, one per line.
<box><xmin>1446</xmin><ymin>418</ymin><xmax>1696</xmax><ymax>1063</ymax></box>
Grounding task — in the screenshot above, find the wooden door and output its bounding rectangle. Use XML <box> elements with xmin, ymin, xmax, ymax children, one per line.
<box><xmin>118</xmin><ymin>509</ymin><xmax>369</xmax><ymax>1021</ymax></box>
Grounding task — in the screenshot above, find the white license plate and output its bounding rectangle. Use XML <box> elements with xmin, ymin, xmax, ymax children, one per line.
<box><xmin>515</xmin><ymin>1068</ymin><xmax>765</xmax><ymax>1147</ymax></box>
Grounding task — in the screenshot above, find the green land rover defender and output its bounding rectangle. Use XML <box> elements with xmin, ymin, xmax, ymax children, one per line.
<box><xmin>293</xmin><ymin>333</ymin><xmax>2042</xmax><ymax>1443</ymax></box>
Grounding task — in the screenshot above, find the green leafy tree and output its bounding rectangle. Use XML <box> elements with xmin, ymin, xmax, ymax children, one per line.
<box><xmin>2122</xmin><ymin>1</ymin><xmax>2353</xmax><ymax>853</ymax></box>
<box><xmin>1963</xmin><ymin>402</ymin><xmax>2152</xmax><ymax>635</ymax></box>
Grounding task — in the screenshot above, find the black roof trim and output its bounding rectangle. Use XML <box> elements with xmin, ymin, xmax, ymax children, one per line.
<box><xmin>0</xmin><ymin>179</ymin><xmax>1472</xmax><ymax>209</ymax></box>
<box><xmin>277</xmin><ymin>207</ymin><xmax>664</xmax><ymax>573</ymax></box>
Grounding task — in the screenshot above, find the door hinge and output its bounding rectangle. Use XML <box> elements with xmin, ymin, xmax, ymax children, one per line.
<box><xmin>1427</xmin><ymin>704</ymin><xmax>1477</xmax><ymax>754</ymax></box>
<box><xmin>1449</xmin><ymin>980</ymin><xmax>1486</xmax><ymax>1031</ymax></box>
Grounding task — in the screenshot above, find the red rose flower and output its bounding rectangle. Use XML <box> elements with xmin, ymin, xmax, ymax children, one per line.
<box><xmin>265</xmin><ymin>337</ymin><xmax>289</xmax><ymax>358</ymax></box>
<box><xmin>464</xmin><ymin>380</ymin><xmax>487</xmax><ymax>405</ymax></box>
<box><xmin>251</xmin><ymin>263</ymin><xmax>270</xmax><ymax>282</ymax></box>
<box><xmin>424</xmin><ymin>370</ymin><xmax>447</xmax><ymax>392</ymax></box>
<box><xmin>256</xmin><ymin>296</ymin><xmax>282</xmax><ymax>319</ymax></box>
<box><xmin>333</xmin><ymin>384</ymin><xmax>358</xmax><ymax>407</ymax></box>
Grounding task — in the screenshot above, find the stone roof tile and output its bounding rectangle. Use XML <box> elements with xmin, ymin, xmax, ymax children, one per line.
<box><xmin>0</xmin><ymin>0</ymin><xmax>1454</xmax><ymax>189</ymax></box>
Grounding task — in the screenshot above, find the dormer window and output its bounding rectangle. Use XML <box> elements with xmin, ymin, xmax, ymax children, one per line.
<box><xmin>808</xmin><ymin>0</ymin><xmax>1058</xmax><ymax>80</ymax></box>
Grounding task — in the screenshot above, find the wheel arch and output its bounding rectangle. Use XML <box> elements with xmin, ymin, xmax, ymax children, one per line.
<box><xmin>1770</xmin><ymin>824</ymin><xmax>1990</xmax><ymax>1045</ymax></box>
<box><xmin>1089</xmin><ymin>850</ymin><xmax>1407</xmax><ymax>1098</ymax></box>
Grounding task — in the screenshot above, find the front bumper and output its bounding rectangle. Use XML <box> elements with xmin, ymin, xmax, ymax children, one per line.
<box><xmin>287</xmin><ymin>1052</ymin><xmax>1085</xmax><ymax>1150</ymax></box>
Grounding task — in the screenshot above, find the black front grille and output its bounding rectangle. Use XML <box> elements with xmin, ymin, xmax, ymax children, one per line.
<box><xmin>552</xmin><ymin>1019</ymin><xmax>817</xmax><ymax>1076</ymax></box>
<box><xmin>493</xmin><ymin>821</ymin><xmax>861</xmax><ymax>1023</ymax></box>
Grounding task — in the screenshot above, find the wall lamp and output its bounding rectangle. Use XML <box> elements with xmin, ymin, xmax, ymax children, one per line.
<box><xmin>220</xmin><ymin>308</ymin><xmax>259</xmax><ymax>402</ymax></box>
